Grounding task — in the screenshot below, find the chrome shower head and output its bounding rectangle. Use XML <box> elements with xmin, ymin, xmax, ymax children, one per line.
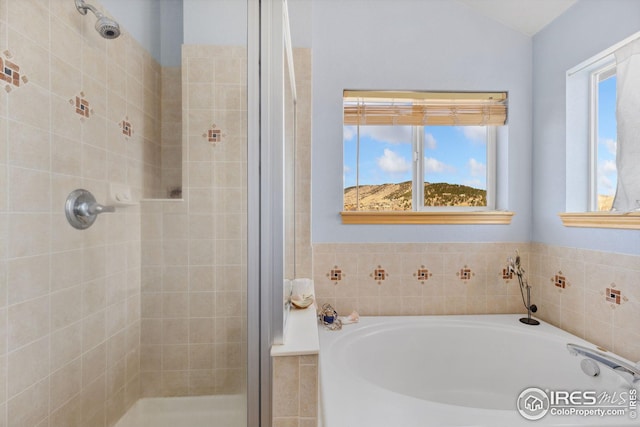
<box><xmin>95</xmin><ymin>15</ymin><xmax>120</xmax><ymax>39</ymax></box>
<box><xmin>75</xmin><ymin>0</ymin><xmax>121</xmax><ymax>39</ymax></box>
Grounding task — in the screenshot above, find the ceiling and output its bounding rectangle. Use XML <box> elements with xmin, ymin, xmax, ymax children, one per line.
<box><xmin>458</xmin><ymin>0</ymin><xmax>578</xmax><ymax>36</ymax></box>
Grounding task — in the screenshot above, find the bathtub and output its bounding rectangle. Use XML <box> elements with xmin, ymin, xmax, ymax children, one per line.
<box><xmin>319</xmin><ymin>315</ymin><xmax>639</xmax><ymax>427</ymax></box>
<box><xmin>114</xmin><ymin>395</ymin><xmax>245</xmax><ymax>427</ymax></box>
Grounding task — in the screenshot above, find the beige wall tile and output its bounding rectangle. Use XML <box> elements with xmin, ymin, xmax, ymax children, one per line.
<box><xmin>7</xmin><ymin>120</ymin><xmax>50</xmax><ymax>171</ymax></box>
<box><xmin>8</xmin><ymin>295</ymin><xmax>49</xmax><ymax>351</ymax></box>
<box><xmin>8</xmin><ymin>166</ymin><xmax>50</xmax><ymax>212</ymax></box>
<box><xmin>7</xmin><ymin>336</ymin><xmax>49</xmax><ymax>399</ymax></box>
<box><xmin>50</xmin><ymin>358</ymin><xmax>82</xmax><ymax>412</ymax></box>
<box><xmin>7</xmin><ymin>253</ymin><xmax>50</xmax><ymax>304</ymax></box>
<box><xmin>272</xmin><ymin>356</ymin><xmax>299</xmax><ymax>418</ymax></box>
<box><xmin>51</xmin><ymin>285</ymin><xmax>83</xmax><ymax>332</ymax></box>
<box><xmin>7</xmin><ymin>377</ymin><xmax>49</xmax><ymax>427</ymax></box>
<box><xmin>49</xmin><ymin>394</ymin><xmax>82</xmax><ymax>427</ymax></box>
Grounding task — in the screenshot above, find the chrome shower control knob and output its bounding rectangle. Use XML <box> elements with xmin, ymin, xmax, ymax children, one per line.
<box><xmin>65</xmin><ymin>189</ymin><xmax>116</xmax><ymax>230</ymax></box>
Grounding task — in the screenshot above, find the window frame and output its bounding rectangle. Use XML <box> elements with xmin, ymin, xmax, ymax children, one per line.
<box><xmin>561</xmin><ymin>31</ymin><xmax>640</xmax><ymax>229</ymax></box>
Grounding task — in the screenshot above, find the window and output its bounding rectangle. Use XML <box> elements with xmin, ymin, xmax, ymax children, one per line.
<box><xmin>562</xmin><ymin>32</ymin><xmax>640</xmax><ymax>229</ymax></box>
<box><xmin>590</xmin><ymin>63</ymin><xmax>617</xmax><ymax>212</ymax></box>
<box><xmin>343</xmin><ymin>91</ymin><xmax>505</xmax><ymax>213</ymax></box>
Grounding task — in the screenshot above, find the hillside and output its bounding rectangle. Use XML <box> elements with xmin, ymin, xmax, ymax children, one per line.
<box><xmin>344</xmin><ymin>181</ymin><xmax>487</xmax><ymax>211</ymax></box>
<box><xmin>598</xmin><ymin>195</ymin><xmax>614</xmax><ymax>211</ymax></box>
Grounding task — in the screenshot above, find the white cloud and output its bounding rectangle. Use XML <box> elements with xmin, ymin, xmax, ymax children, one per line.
<box><xmin>360</xmin><ymin>126</ymin><xmax>412</xmax><ymax>144</ymax></box>
<box><xmin>598</xmin><ymin>174</ymin><xmax>615</xmax><ymax>195</ymax></box>
<box><xmin>344</xmin><ymin>126</ymin><xmax>356</xmax><ymax>141</ymax></box>
<box><xmin>460</xmin><ymin>126</ymin><xmax>487</xmax><ymax>143</ymax></box>
<box><xmin>600</xmin><ymin>160</ymin><xmax>617</xmax><ymax>175</ymax></box>
<box><xmin>425</xmin><ymin>133</ymin><xmax>437</xmax><ymax>150</ymax></box>
<box><xmin>468</xmin><ymin>158</ymin><xmax>486</xmax><ymax>177</ymax></box>
<box><xmin>424</xmin><ymin>157</ymin><xmax>454</xmax><ymax>174</ymax></box>
<box><xmin>598</xmin><ymin>161</ymin><xmax>617</xmax><ymax>196</ymax></box>
<box><xmin>343</xmin><ymin>165</ymin><xmax>351</xmax><ymax>174</ymax></box>
<box><xmin>377</xmin><ymin>149</ymin><xmax>411</xmax><ymax>174</ymax></box>
<box><xmin>601</xmin><ymin>138</ymin><xmax>617</xmax><ymax>156</ymax></box>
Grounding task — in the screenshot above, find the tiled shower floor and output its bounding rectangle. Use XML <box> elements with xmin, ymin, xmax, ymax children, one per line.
<box><xmin>114</xmin><ymin>395</ymin><xmax>245</xmax><ymax>427</ymax></box>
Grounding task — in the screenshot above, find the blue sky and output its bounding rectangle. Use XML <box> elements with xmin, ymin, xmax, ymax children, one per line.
<box><xmin>597</xmin><ymin>75</ymin><xmax>617</xmax><ymax>197</ymax></box>
<box><xmin>343</xmin><ymin>125</ymin><xmax>488</xmax><ymax>189</ymax></box>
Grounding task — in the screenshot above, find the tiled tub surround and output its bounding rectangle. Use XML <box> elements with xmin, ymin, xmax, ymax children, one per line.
<box><xmin>140</xmin><ymin>44</ymin><xmax>247</xmax><ymax>398</ymax></box>
<box><xmin>272</xmin><ymin>355</ymin><xmax>318</xmax><ymax>427</ymax></box>
<box><xmin>313</xmin><ymin>243</ymin><xmax>531</xmax><ymax>318</ymax></box>
<box><xmin>0</xmin><ymin>0</ymin><xmax>182</xmax><ymax>425</ymax></box>
<box><xmin>313</xmin><ymin>242</ymin><xmax>640</xmax><ymax>362</ymax></box>
<box><xmin>530</xmin><ymin>243</ymin><xmax>640</xmax><ymax>363</ymax></box>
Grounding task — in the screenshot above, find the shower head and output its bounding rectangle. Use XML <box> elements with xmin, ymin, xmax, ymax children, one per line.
<box><xmin>75</xmin><ymin>0</ymin><xmax>121</xmax><ymax>39</ymax></box>
<box><xmin>94</xmin><ymin>15</ymin><xmax>120</xmax><ymax>39</ymax></box>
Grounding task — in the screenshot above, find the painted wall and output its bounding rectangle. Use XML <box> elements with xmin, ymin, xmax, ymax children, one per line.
<box><xmin>311</xmin><ymin>0</ymin><xmax>533</xmax><ymax>243</ymax></box>
<box><xmin>183</xmin><ymin>0</ymin><xmax>247</xmax><ymax>45</ymax></box>
<box><xmin>288</xmin><ymin>0</ymin><xmax>312</xmax><ymax>48</ymax></box>
<box><xmin>532</xmin><ymin>0</ymin><xmax>640</xmax><ymax>255</ymax></box>
<box><xmin>102</xmin><ymin>0</ymin><xmax>183</xmax><ymax>66</ymax></box>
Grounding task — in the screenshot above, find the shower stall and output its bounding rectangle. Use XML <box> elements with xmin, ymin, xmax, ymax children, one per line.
<box><xmin>0</xmin><ymin>0</ymin><xmax>294</xmax><ymax>426</ymax></box>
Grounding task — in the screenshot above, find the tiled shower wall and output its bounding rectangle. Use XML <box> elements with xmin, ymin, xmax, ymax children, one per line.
<box><xmin>140</xmin><ymin>45</ymin><xmax>247</xmax><ymax>397</ymax></box>
<box><xmin>312</xmin><ymin>242</ymin><xmax>640</xmax><ymax>362</ymax></box>
<box><xmin>0</xmin><ymin>0</ymin><xmax>169</xmax><ymax>425</ymax></box>
<box><xmin>160</xmin><ymin>67</ymin><xmax>182</xmax><ymax>199</ymax></box>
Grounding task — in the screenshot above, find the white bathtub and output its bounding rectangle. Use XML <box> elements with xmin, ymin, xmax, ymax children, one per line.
<box><xmin>319</xmin><ymin>315</ymin><xmax>639</xmax><ymax>427</ymax></box>
<box><xmin>114</xmin><ymin>395</ymin><xmax>245</xmax><ymax>427</ymax></box>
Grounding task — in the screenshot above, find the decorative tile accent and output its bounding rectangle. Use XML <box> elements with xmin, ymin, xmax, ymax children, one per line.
<box><xmin>413</xmin><ymin>265</ymin><xmax>432</xmax><ymax>284</ymax></box>
<box><xmin>120</xmin><ymin>117</ymin><xmax>133</xmax><ymax>137</ymax></box>
<box><xmin>326</xmin><ymin>266</ymin><xmax>344</xmax><ymax>285</ymax></box>
<box><xmin>551</xmin><ymin>271</ymin><xmax>569</xmax><ymax>291</ymax></box>
<box><xmin>1</xmin><ymin>50</ymin><xmax>28</xmax><ymax>92</ymax></box>
<box><xmin>602</xmin><ymin>283</ymin><xmax>628</xmax><ymax>309</ymax></box>
<box><xmin>203</xmin><ymin>124</ymin><xmax>226</xmax><ymax>146</ymax></box>
<box><xmin>370</xmin><ymin>265</ymin><xmax>387</xmax><ymax>284</ymax></box>
<box><xmin>606</xmin><ymin>287</ymin><xmax>621</xmax><ymax>304</ymax></box>
<box><xmin>456</xmin><ymin>265</ymin><xmax>474</xmax><ymax>282</ymax></box>
<box><xmin>69</xmin><ymin>92</ymin><xmax>93</xmax><ymax>120</ymax></box>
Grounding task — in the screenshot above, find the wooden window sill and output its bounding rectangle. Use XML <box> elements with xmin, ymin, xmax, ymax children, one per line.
<box><xmin>340</xmin><ymin>211</ymin><xmax>514</xmax><ymax>225</ymax></box>
<box><xmin>559</xmin><ymin>212</ymin><xmax>640</xmax><ymax>230</ymax></box>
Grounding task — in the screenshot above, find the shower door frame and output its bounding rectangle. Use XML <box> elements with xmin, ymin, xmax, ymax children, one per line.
<box><xmin>247</xmin><ymin>0</ymin><xmax>262</xmax><ymax>424</ymax></box>
<box><xmin>248</xmin><ymin>0</ymin><xmax>290</xmax><ymax>426</ymax></box>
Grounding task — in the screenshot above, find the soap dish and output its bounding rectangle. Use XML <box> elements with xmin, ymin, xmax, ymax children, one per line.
<box><xmin>291</xmin><ymin>294</ymin><xmax>314</xmax><ymax>309</ymax></box>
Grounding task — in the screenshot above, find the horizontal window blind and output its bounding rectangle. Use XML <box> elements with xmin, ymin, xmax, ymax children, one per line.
<box><xmin>343</xmin><ymin>90</ymin><xmax>508</xmax><ymax>126</ymax></box>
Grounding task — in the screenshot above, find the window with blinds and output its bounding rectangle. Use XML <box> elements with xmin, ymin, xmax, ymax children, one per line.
<box><xmin>343</xmin><ymin>90</ymin><xmax>508</xmax><ymax>212</ymax></box>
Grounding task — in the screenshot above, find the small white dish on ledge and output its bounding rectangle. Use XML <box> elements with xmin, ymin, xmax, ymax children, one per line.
<box><xmin>291</xmin><ymin>294</ymin><xmax>314</xmax><ymax>309</ymax></box>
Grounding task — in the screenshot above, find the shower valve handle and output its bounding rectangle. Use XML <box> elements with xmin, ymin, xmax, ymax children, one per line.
<box><xmin>65</xmin><ymin>189</ymin><xmax>116</xmax><ymax>230</ymax></box>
